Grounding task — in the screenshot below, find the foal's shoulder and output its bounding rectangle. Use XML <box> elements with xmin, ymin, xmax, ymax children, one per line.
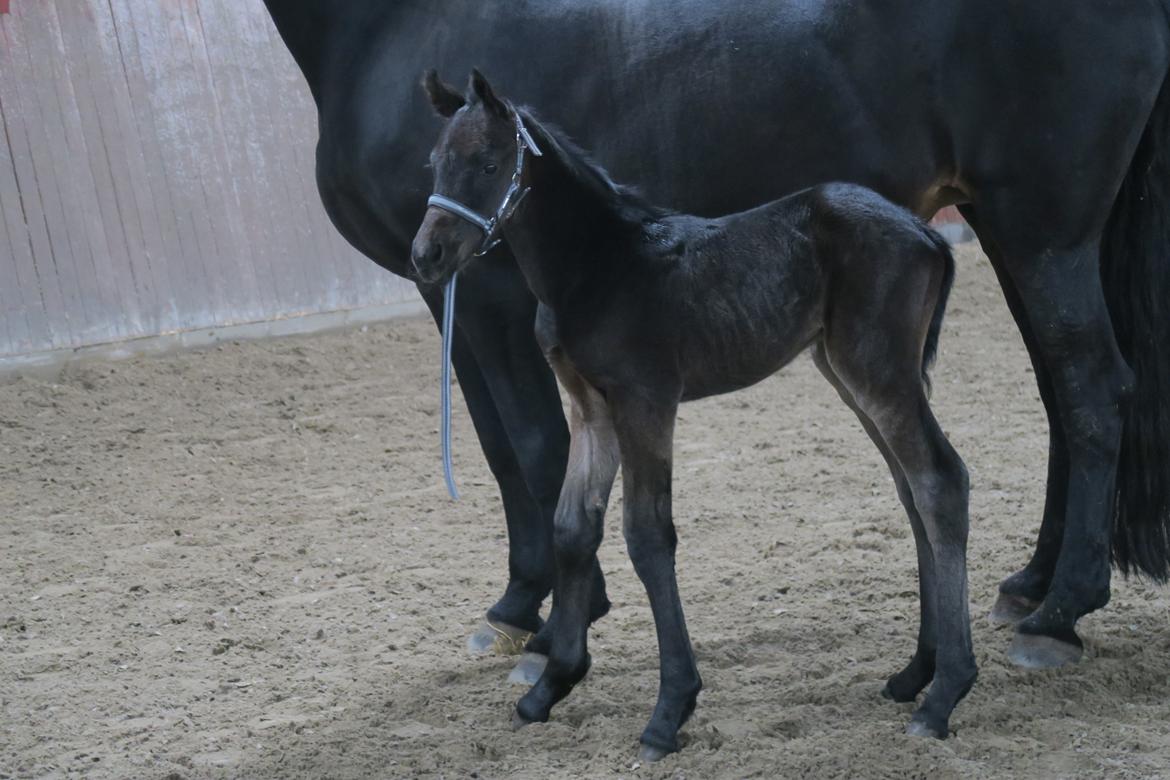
<box><xmin>638</xmin><ymin>214</ymin><xmax>716</xmax><ymax>265</ymax></box>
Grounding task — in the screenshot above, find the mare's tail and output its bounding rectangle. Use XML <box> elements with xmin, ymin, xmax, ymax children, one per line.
<box><xmin>1100</xmin><ymin>70</ymin><xmax>1170</xmax><ymax>580</ymax></box>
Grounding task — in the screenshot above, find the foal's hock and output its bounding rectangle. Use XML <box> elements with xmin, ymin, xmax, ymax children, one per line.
<box><xmin>412</xmin><ymin>70</ymin><xmax>974</xmax><ymax>760</ymax></box>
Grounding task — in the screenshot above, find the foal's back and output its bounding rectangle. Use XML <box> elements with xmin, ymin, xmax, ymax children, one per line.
<box><xmin>632</xmin><ymin>183</ymin><xmax>946</xmax><ymax>401</ymax></box>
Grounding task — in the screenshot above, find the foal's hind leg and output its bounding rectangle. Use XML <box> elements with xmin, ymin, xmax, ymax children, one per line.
<box><xmin>822</xmin><ymin>339</ymin><xmax>975</xmax><ymax>736</ymax></box>
<box><xmin>811</xmin><ymin>346</ymin><xmax>938</xmax><ymax>703</ymax></box>
<box><xmin>610</xmin><ymin>390</ymin><xmax>701</xmax><ymax>761</ymax></box>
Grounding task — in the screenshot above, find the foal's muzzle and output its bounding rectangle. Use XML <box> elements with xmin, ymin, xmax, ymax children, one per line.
<box><xmin>411</xmin><ymin>207</ymin><xmax>479</xmax><ymax>285</ymax></box>
<box><xmin>411</xmin><ymin>240</ymin><xmax>445</xmax><ymax>284</ymax></box>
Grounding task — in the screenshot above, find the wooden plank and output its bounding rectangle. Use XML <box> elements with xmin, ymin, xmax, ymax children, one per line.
<box><xmin>52</xmin><ymin>0</ymin><xmax>150</xmax><ymax>340</ymax></box>
<box><xmin>105</xmin><ymin>0</ymin><xmax>191</xmax><ymax>335</ymax></box>
<box><xmin>32</xmin><ymin>0</ymin><xmax>129</xmax><ymax>344</ymax></box>
<box><xmin>172</xmin><ymin>0</ymin><xmax>259</xmax><ymax>325</ymax></box>
<box><xmin>0</xmin><ymin>5</ymin><xmax>85</xmax><ymax>349</ymax></box>
<box><xmin>230</xmin><ymin>1</ymin><xmax>317</xmax><ymax>317</ymax></box>
<box><xmin>1</xmin><ymin>0</ymin><xmax>420</xmax><ymax>357</ymax></box>
<box><xmin>112</xmin><ymin>0</ymin><xmax>214</xmax><ymax>331</ymax></box>
<box><xmin>0</xmin><ymin>43</ymin><xmax>40</xmax><ymax>355</ymax></box>
<box><xmin>155</xmin><ymin>0</ymin><xmax>230</xmax><ymax>327</ymax></box>
<box><xmin>0</xmin><ymin>24</ymin><xmax>56</xmax><ymax>356</ymax></box>
<box><xmin>194</xmin><ymin>0</ymin><xmax>287</xmax><ymax>320</ymax></box>
<box><xmin>86</xmin><ymin>0</ymin><xmax>174</xmax><ymax>333</ymax></box>
<box><xmin>0</xmin><ymin>139</ymin><xmax>24</xmax><ymax>354</ymax></box>
<box><xmin>182</xmin><ymin>0</ymin><xmax>273</xmax><ymax>323</ymax></box>
<box><xmin>246</xmin><ymin>3</ymin><xmax>343</xmax><ymax>311</ymax></box>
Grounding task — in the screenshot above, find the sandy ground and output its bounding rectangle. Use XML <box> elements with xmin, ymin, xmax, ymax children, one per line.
<box><xmin>2</xmin><ymin>244</ymin><xmax>1169</xmax><ymax>780</ymax></box>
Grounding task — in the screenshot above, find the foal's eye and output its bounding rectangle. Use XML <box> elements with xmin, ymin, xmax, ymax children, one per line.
<box><xmin>483</xmin><ymin>163</ymin><xmax>499</xmax><ymax>175</ymax></box>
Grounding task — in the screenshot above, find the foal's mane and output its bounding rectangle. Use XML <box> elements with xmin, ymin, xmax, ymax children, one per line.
<box><xmin>515</xmin><ymin>106</ymin><xmax>672</xmax><ymax>226</ymax></box>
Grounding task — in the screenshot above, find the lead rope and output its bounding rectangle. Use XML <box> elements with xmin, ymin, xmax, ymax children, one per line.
<box><xmin>441</xmin><ymin>273</ymin><xmax>460</xmax><ymax>500</ymax></box>
<box><xmin>432</xmin><ymin>110</ymin><xmax>542</xmax><ymax>500</ymax></box>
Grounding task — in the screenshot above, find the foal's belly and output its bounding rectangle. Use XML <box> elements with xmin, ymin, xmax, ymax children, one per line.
<box><xmin>675</xmin><ymin>304</ymin><xmax>824</xmax><ymax>402</ymax></box>
<box><xmin>679</xmin><ymin>338</ymin><xmax>818</xmax><ymax>402</ymax></box>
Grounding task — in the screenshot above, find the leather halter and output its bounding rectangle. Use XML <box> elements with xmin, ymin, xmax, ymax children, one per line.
<box><xmin>426</xmin><ymin>110</ymin><xmax>543</xmax><ymax>256</ymax></box>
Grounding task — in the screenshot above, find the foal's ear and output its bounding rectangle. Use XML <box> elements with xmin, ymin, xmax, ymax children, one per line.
<box><xmin>422</xmin><ymin>69</ymin><xmax>465</xmax><ymax>118</ymax></box>
<box><xmin>468</xmin><ymin>68</ymin><xmax>510</xmax><ymax>120</ymax></box>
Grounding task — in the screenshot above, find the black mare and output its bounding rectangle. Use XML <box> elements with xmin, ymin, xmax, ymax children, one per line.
<box><xmin>413</xmin><ymin>71</ymin><xmax>972</xmax><ymax>756</ymax></box>
<box><xmin>263</xmin><ymin>0</ymin><xmax>1170</xmax><ymax>673</ymax></box>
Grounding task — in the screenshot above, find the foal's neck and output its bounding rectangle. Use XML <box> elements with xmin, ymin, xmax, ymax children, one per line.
<box><xmin>502</xmin><ymin>115</ymin><xmax>653</xmax><ymax>306</ymax></box>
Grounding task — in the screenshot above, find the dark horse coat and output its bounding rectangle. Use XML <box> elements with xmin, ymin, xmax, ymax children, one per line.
<box><xmin>413</xmin><ymin>73</ymin><xmax>971</xmax><ymax>753</ymax></box>
<box><xmin>262</xmin><ymin>0</ymin><xmax>1170</xmax><ymax>669</ymax></box>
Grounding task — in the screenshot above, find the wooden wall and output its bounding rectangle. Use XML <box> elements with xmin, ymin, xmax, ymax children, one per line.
<box><xmin>0</xmin><ymin>0</ymin><xmax>416</xmax><ymax>359</ymax></box>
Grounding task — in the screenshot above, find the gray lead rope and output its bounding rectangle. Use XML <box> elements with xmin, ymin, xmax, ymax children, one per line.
<box><xmin>431</xmin><ymin>110</ymin><xmax>542</xmax><ymax>500</ymax></box>
<box><xmin>441</xmin><ymin>273</ymin><xmax>459</xmax><ymax>500</ymax></box>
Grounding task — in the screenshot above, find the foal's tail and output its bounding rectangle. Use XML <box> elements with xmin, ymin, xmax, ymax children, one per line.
<box><xmin>1100</xmin><ymin>70</ymin><xmax>1170</xmax><ymax>581</ymax></box>
<box><xmin>919</xmin><ymin>225</ymin><xmax>956</xmax><ymax>396</ymax></box>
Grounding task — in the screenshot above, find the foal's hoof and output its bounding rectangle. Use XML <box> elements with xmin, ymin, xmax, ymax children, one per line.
<box><xmin>881</xmin><ymin>680</ymin><xmax>921</xmax><ymax>704</ymax></box>
<box><xmin>507</xmin><ymin>652</ymin><xmax>549</xmax><ymax>685</ymax></box>
<box><xmin>989</xmin><ymin>592</ymin><xmax>1041</xmax><ymax>626</ymax></box>
<box><xmin>1007</xmin><ymin>631</ymin><xmax>1083</xmax><ymax>669</ymax></box>
<box><xmin>905</xmin><ymin>717</ymin><xmax>947</xmax><ymax>739</ymax></box>
<box><xmin>467</xmin><ymin>619</ymin><xmax>533</xmax><ymax>657</ymax></box>
<box><xmin>638</xmin><ymin>743</ymin><xmax>672</xmax><ymax>763</ymax></box>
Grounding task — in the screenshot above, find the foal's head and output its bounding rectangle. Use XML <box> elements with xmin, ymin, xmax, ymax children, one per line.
<box><xmin>411</xmin><ymin>69</ymin><xmax>531</xmax><ymax>284</ymax></box>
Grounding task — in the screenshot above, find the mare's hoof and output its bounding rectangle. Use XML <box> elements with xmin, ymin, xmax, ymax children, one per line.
<box><xmin>905</xmin><ymin>717</ymin><xmax>946</xmax><ymax>739</ymax></box>
<box><xmin>467</xmin><ymin>619</ymin><xmax>533</xmax><ymax>657</ymax></box>
<box><xmin>989</xmin><ymin>592</ymin><xmax>1041</xmax><ymax>626</ymax></box>
<box><xmin>1007</xmin><ymin>631</ymin><xmax>1083</xmax><ymax>669</ymax></box>
<box><xmin>511</xmin><ymin>709</ymin><xmax>533</xmax><ymax>731</ymax></box>
<box><xmin>507</xmin><ymin>652</ymin><xmax>549</xmax><ymax>685</ymax></box>
<box><xmin>638</xmin><ymin>743</ymin><xmax>672</xmax><ymax>763</ymax></box>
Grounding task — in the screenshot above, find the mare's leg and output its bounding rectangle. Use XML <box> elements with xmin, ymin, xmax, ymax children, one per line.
<box><xmin>612</xmin><ymin>391</ymin><xmax>700</xmax><ymax>761</ymax></box>
<box><xmin>976</xmin><ymin>236</ymin><xmax>1132</xmax><ymax>667</ymax></box>
<box><xmin>958</xmin><ymin>205</ymin><xmax>1067</xmax><ymax>625</ymax></box>
<box><xmin>810</xmin><ymin>346</ymin><xmax>938</xmax><ymax>703</ymax></box>
<box><xmin>513</xmin><ymin>361</ymin><xmax>620</xmax><ymax>724</ymax></box>
<box><xmin>423</xmin><ymin>265</ymin><xmax>609</xmax><ymax>658</ymax></box>
<box><xmin>822</xmin><ymin>279</ymin><xmax>975</xmax><ymax>736</ymax></box>
<box><xmin>421</xmin><ymin>283</ymin><xmax>550</xmax><ymax>644</ymax></box>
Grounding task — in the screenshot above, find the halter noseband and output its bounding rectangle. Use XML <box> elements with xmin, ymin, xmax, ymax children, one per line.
<box><xmin>426</xmin><ymin>110</ymin><xmax>543</xmax><ymax>256</ymax></box>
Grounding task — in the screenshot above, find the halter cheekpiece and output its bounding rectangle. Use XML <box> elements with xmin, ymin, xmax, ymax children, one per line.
<box><xmin>427</xmin><ymin>109</ymin><xmax>543</xmax><ymax>256</ymax></box>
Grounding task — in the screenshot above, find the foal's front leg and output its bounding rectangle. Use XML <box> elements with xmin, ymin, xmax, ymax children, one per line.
<box><xmin>514</xmin><ymin>365</ymin><xmax>620</xmax><ymax>725</ymax></box>
<box><xmin>610</xmin><ymin>391</ymin><xmax>701</xmax><ymax>761</ymax></box>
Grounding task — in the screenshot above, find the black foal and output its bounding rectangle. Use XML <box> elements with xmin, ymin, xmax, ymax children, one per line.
<box><xmin>412</xmin><ymin>71</ymin><xmax>975</xmax><ymax>759</ymax></box>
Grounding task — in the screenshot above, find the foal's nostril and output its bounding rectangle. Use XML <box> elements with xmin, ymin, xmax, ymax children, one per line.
<box><xmin>412</xmin><ymin>241</ymin><xmax>444</xmax><ymax>278</ymax></box>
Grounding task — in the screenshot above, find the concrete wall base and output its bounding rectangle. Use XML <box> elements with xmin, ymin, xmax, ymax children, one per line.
<box><xmin>0</xmin><ymin>299</ymin><xmax>429</xmax><ymax>382</ymax></box>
